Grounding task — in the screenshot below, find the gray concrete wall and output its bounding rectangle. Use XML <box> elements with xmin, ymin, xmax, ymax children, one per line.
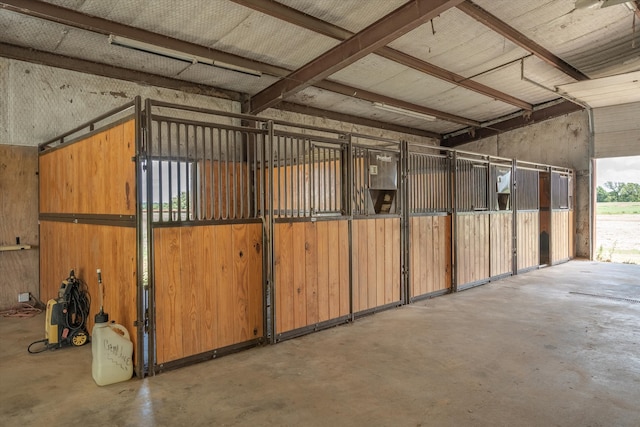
<box><xmin>0</xmin><ymin>58</ymin><xmax>238</xmax><ymax>147</ymax></box>
<box><xmin>457</xmin><ymin>110</ymin><xmax>591</xmax><ymax>258</ymax></box>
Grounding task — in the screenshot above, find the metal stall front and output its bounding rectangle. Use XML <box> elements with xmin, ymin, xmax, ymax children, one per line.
<box><xmin>406</xmin><ymin>143</ymin><xmax>452</xmax><ymax>301</ymax></box>
<box><xmin>550</xmin><ymin>168</ymin><xmax>574</xmax><ymax>265</ymax></box>
<box><xmin>351</xmin><ymin>136</ymin><xmax>403</xmax><ymax>316</ymax></box>
<box><xmin>143</xmin><ymin>100</ymin><xmax>266</xmax><ymax>373</ymax></box>
<box><xmin>514</xmin><ymin>161</ymin><xmax>542</xmax><ymax>273</ymax></box>
<box><xmin>270</xmin><ymin>123</ymin><xmax>350</xmax><ymax>342</ymax></box>
<box><xmin>39</xmin><ymin>98</ymin><xmax>145</xmax><ymax>378</ymax></box>
<box><xmin>453</xmin><ymin>151</ymin><xmax>515</xmax><ymax>290</ymax></box>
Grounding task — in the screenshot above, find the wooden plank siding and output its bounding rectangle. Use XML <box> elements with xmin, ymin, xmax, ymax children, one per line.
<box><xmin>517</xmin><ymin>211</ymin><xmax>539</xmax><ymax>272</ymax></box>
<box><xmin>274</xmin><ymin>220</ymin><xmax>349</xmax><ymax>334</ymax></box>
<box><xmin>409</xmin><ymin>215</ymin><xmax>452</xmax><ymax>299</ymax></box>
<box><xmin>568</xmin><ymin>210</ymin><xmax>575</xmax><ymax>259</ymax></box>
<box><xmin>351</xmin><ymin>218</ymin><xmax>401</xmax><ymax>313</ymax></box>
<box><xmin>551</xmin><ymin>210</ymin><xmax>570</xmax><ymax>264</ymax></box>
<box><xmin>456</xmin><ymin>213</ymin><xmax>490</xmax><ymax>286</ymax></box>
<box><xmin>39</xmin><ymin>119</ymin><xmax>136</xmax><ymax>215</ymax></box>
<box><xmin>153</xmin><ymin>223</ymin><xmax>263</xmax><ymax>365</ymax></box>
<box><xmin>39</xmin><ymin>220</ymin><xmax>138</xmax><ymax>358</ymax></box>
<box><xmin>489</xmin><ymin>212</ymin><xmax>513</xmax><ymax>277</ymax></box>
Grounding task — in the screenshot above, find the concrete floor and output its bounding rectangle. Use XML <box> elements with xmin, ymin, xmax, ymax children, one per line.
<box><xmin>1</xmin><ymin>260</ymin><xmax>639</xmax><ymax>427</ymax></box>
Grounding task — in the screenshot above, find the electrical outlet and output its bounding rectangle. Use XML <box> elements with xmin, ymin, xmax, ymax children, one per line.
<box><xmin>18</xmin><ymin>292</ymin><xmax>30</xmax><ymax>303</ymax></box>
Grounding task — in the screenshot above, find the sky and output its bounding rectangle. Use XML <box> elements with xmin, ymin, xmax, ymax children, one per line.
<box><xmin>596</xmin><ymin>155</ymin><xmax>640</xmax><ymax>188</ymax></box>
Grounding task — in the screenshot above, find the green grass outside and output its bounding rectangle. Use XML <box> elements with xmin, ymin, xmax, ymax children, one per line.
<box><xmin>596</xmin><ymin>202</ymin><xmax>640</xmax><ymax>215</ymax></box>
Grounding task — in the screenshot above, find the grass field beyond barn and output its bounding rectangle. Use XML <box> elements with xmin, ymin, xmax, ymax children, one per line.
<box><xmin>596</xmin><ymin>202</ymin><xmax>640</xmax><ymax>264</ymax></box>
<box><xmin>597</xmin><ymin>202</ymin><xmax>640</xmax><ymax>215</ymax></box>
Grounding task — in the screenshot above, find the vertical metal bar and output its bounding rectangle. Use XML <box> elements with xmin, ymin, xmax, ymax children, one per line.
<box><xmin>401</xmin><ymin>140</ymin><xmax>408</xmax><ymax>305</ymax></box>
<box><xmin>209</xmin><ymin>127</ymin><xmax>215</xmax><ymax>220</ymax></box>
<box><xmin>177</xmin><ymin>124</ymin><xmax>183</xmax><ymax>221</ymax></box>
<box><xmin>275</xmin><ymin>135</ymin><xmax>280</xmax><ymax>217</ymax></box>
<box><xmin>216</xmin><ymin>128</ymin><xmax>222</xmax><ymax>220</ymax></box>
<box><xmin>224</xmin><ymin>129</ymin><xmax>230</xmax><ymax>220</ymax></box>
<box><xmin>347</xmin><ymin>135</ymin><xmax>354</xmax><ymax>321</ymax></box>
<box><xmin>303</xmin><ymin>139</ymin><xmax>308</xmax><ymax>216</ymax></box>
<box><xmin>242</xmin><ymin>131</ymin><xmax>247</xmax><ymax>219</ymax></box>
<box><xmin>267</xmin><ymin>121</ymin><xmax>276</xmax><ymax>343</ymax></box>
<box><xmin>186</xmin><ymin>125</ymin><xmax>191</xmax><ymax>220</ymax></box>
<box><xmin>324</xmin><ymin>147</ymin><xmax>329</xmax><ymax>212</ymax></box>
<box><xmin>144</xmin><ymin>98</ymin><xmax>156</xmax><ymax>375</ymax></box>
<box><xmin>232</xmin><ymin>130</ymin><xmax>238</xmax><ymax>220</ymax></box>
<box><xmin>133</xmin><ymin>96</ymin><xmax>145</xmax><ymax>378</ymax></box>
<box><xmin>168</xmin><ymin>123</ymin><xmax>173</xmax><ymax>222</ymax></box>
<box><xmin>309</xmin><ymin>140</ymin><xmax>318</xmax><ymax>216</ymax></box>
<box><xmin>283</xmin><ymin>136</ymin><xmax>288</xmax><ymax>218</ymax></box>
<box><xmin>296</xmin><ymin>137</ymin><xmax>301</xmax><ymax>218</ymax></box>
<box><xmin>451</xmin><ymin>151</ymin><xmax>458</xmax><ymax>292</ymax></box>
<box><xmin>333</xmin><ymin>147</ymin><xmax>338</xmax><ymax>213</ymax></box>
<box><xmin>512</xmin><ymin>159</ymin><xmax>518</xmax><ymax>275</ymax></box>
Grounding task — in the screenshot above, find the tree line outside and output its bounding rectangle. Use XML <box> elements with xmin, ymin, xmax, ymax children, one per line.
<box><xmin>596</xmin><ymin>182</ymin><xmax>640</xmax><ymax>203</ymax></box>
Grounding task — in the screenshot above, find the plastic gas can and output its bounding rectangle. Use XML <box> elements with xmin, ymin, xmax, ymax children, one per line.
<box><xmin>91</xmin><ymin>311</ymin><xmax>133</xmax><ymax>386</ymax></box>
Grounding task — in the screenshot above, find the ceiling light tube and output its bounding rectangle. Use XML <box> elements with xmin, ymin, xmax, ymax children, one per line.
<box><xmin>108</xmin><ymin>35</ymin><xmax>262</xmax><ymax>77</ymax></box>
<box><xmin>372</xmin><ymin>102</ymin><xmax>436</xmax><ymax>121</ymax></box>
<box><xmin>213</xmin><ymin>61</ymin><xmax>262</xmax><ymax>77</ymax></box>
<box><xmin>108</xmin><ymin>35</ymin><xmax>207</xmax><ymax>64</ymax></box>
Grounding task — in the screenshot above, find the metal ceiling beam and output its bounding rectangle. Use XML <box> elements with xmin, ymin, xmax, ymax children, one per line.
<box><xmin>0</xmin><ymin>0</ymin><xmax>286</xmax><ymax>77</ymax></box>
<box><xmin>248</xmin><ymin>0</ymin><xmax>465</xmax><ymax>114</ymax></box>
<box><xmin>441</xmin><ymin>100</ymin><xmax>584</xmax><ymax>147</ymax></box>
<box><xmin>1</xmin><ymin>0</ymin><xmax>476</xmax><ymax>126</ymax></box>
<box><xmin>0</xmin><ymin>42</ymin><xmax>242</xmax><ymax>100</ymax></box>
<box><xmin>277</xmin><ymin>102</ymin><xmax>441</xmax><ymax>140</ymax></box>
<box><xmin>312</xmin><ymin>79</ymin><xmax>480</xmax><ymax>127</ymax></box>
<box><xmin>0</xmin><ymin>42</ymin><xmax>444</xmax><ymax>140</ymax></box>
<box><xmin>633</xmin><ymin>1</ymin><xmax>640</xmax><ymax>20</ymax></box>
<box><xmin>231</xmin><ymin>0</ymin><xmax>532</xmax><ymax>111</ymax></box>
<box><xmin>457</xmin><ymin>1</ymin><xmax>590</xmax><ymax>82</ymax></box>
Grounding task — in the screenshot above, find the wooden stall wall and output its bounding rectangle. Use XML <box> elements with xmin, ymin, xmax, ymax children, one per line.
<box><xmin>39</xmin><ymin>119</ymin><xmax>138</xmax><ymax>357</ymax></box>
<box><xmin>352</xmin><ymin>218</ymin><xmax>401</xmax><ymax>313</ymax></box>
<box><xmin>551</xmin><ymin>210</ymin><xmax>570</xmax><ymax>264</ymax></box>
<box><xmin>456</xmin><ymin>213</ymin><xmax>490</xmax><ymax>287</ymax></box>
<box><xmin>569</xmin><ymin>210</ymin><xmax>575</xmax><ymax>259</ymax></box>
<box><xmin>39</xmin><ymin>221</ymin><xmax>138</xmax><ymax>352</ymax></box>
<box><xmin>40</xmin><ymin>119</ymin><xmax>136</xmax><ymax>215</ymax></box>
<box><xmin>517</xmin><ymin>211</ymin><xmax>539</xmax><ymax>272</ymax></box>
<box><xmin>490</xmin><ymin>212</ymin><xmax>513</xmax><ymax>278</ymax></box>
<box><xmin>409</xmin><ymin>215</ymin><xmax>451</xmax><ymax>300</ymax></box>
<box><xmin>274</xmin><ymin>220</ymin><xmax>349</xmax><ymax>335</ymax></box>
<box><xmin>153</xmin><ymin>223</ymin><xmax>263</xmax><ymax>365</ymax></box>
<box><xmin>0</xmin><ymin>145</ymin><xmax>39</xmax><ymax>310</ymax></box>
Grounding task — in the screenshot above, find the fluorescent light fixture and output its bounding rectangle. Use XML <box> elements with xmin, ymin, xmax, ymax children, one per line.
<box><xmin>108</xmin><ymin>35</ymin><xmax>261</xmax><ymax>77</ymax></box>
<box><xmin>372</xmin><ymin>102</ymin><xmax>436</xmax><ymax>121</ymax></box>
<box><xmin>213</xmin><ymin>61</ymin><xmax>262</xmax><ymax>77</ymax></box>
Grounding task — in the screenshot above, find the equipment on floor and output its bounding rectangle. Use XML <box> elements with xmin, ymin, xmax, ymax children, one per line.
<box><xmin>92</xmin><ymin>268</ymin><xmax>134</xmax><ymax>386</ymax></box>
<box><xmin>28</xmin><ymin>270</ymin><xmax>91</xmax><ymax>353</ymax></box>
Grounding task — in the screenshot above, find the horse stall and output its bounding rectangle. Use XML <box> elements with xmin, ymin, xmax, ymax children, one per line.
<box><xmin>550</xmin><ymin>168</ymin><xmax>574</xmax><ymax>265</ymax></box>
<box><xmin>351</xmin><ymin>137</ymin><xmax>403</xmax><ymax>316</ymax></box>
<box><xmin>514</xmin><ymin>162</ymin><xmax>542</xmax><ymax>273</ymax></box>
<box><xmin>143</xmin><ymin>100</ymin><xmax>266</xmax><ymax>372</ymax></box>
<box><xmin>453</xmin><ymin>152</ymin><xmax>514</xmax><ymax>290</ymax></box>
<box><xmin>270</xmin><ymin>125</ymin><xmax>350</xmax><ymax>341</ymax></box>
<box><xmin>406</xmin><ymin>144</ymin><xmax>452</xmax><ymax>301</ymax></box>
<box><xmin>38</xmin><ymin>96</ymin><xmax>578</xmax><ymax>376</ymax></box>
<box><xmin>39</xmin><ymin>99</ymin><xmax>144</xmax><ymax>377</ymax></box>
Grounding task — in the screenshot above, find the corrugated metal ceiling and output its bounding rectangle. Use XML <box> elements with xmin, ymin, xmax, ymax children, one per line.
<box><xmin>1</xmin><ymin>0</ymin><xmax>639</xmax><ymax>142</ymax></box>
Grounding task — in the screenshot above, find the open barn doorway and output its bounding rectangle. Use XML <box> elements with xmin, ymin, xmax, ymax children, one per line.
<box><xmin>594</xmin><ymin>156</ymin><xmax>640</xmax><ymax>264</ymax></box>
